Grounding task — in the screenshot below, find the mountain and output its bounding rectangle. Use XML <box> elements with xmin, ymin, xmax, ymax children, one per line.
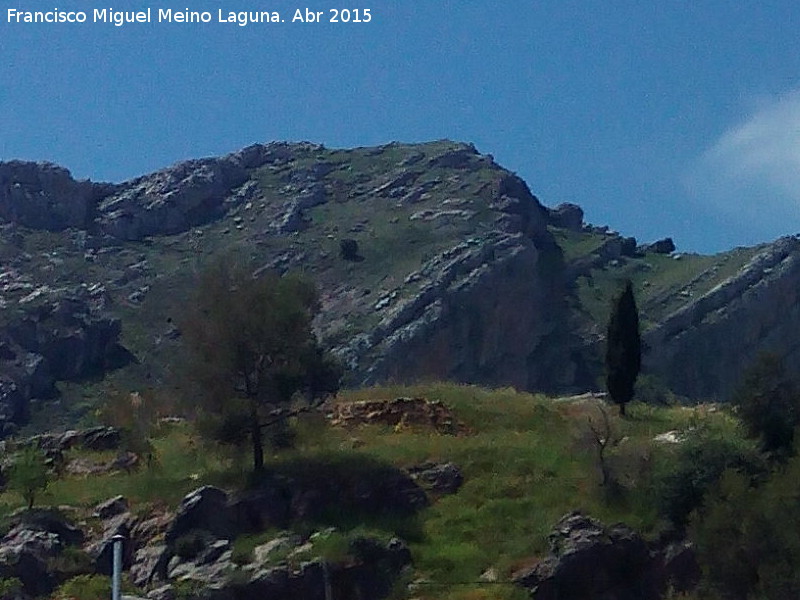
<box><xmin>0</xmin><ymin>140</ymin><xmax>797</xmax><ymax>433</ymax></box>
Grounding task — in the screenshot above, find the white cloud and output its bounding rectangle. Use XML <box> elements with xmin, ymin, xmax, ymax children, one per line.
<box><xmin>686</xmin><ymin>89</ymin><xmax>800</xmax><ymax>241</ymax></box>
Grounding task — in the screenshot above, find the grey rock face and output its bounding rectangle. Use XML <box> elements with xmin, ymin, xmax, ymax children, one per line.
<box><xmin>0</xmin><ymin>161</ymin><xmax>109</xmax><ymax>231</ymax></box>
<box><xmin>0</xmin><ymin>527</ymin><xmax>60</xmax><ymax>596</ymax></box>
<box><xmin>0</xmin><ymin>509</ymin><xmax>85</xmax><ymax>596</ymax></box>
<box><xmin>96</xmin><ymin>144</ymin><xmax>292</xmax><ymax>240</ymax></box>
<box><xmin>97</xmin><ymin>160</ymin><xmax>247</xmax><ymax>240</ymax></box>
<box><xmin>645</xmin><ymin>236</ymin><xmax>800</xmax><ymax>399</ymax></box>
<box><xmin>165</xmin><ymin>486</ymin><xmax>237</xmax><ymax>544</ymax></box>
<box><xmin>86</xmin><ymin>511</ymin><xmax>135</xmax><ymax>575</ymax></box>
<box><xmin>131</xmin><ymin>543</ymin><xmax>170</xmax><ymax>588</ymax></box>
<box><xmin>347</xmin><ymin>231</ymin><xmax>575</xmax><ymax>392</ymax></box>
<box><xmin>489</xmin><ymin>173</ymin><xmax>551</xmax><ymax>241</ymax></box>
<box><xmin>158</xmin><ymin>536</ymin><xmax>411</xmax><ymax>600</ymax></box>
<box><xmin>80</xmin><ymin>426</ymin><xmax>122</xmax><ymax>451</ymax></box>
<box><xmin>0</xmin><ymin>285</ymin><xmax>123</xmax><ymax>435</ymax></box>
<box><xmin>8</xmin><ymin>508</ymin><xmax>85</xmax><ymax>547</ymax></box>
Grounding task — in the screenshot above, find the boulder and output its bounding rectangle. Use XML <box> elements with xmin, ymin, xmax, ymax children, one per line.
<box><xmin>620</xmin><ymin>236</ymin><xmax>638</xmax><ymax>257</ymax></box>
<box><xmin>157</xmin><ymin>534</ymin><xmax>412</xmax><ymax>600</ymax></box>
<box><xmin>549</xmin><ymin>203</ymin><xmax>584</xmax><ymax>231</ymax></box>
<box><xmin>167</xmin><ymin>539</ymin><xmax>233</xmax><ymax>582</ymax></box>
<box><xmin>283</xmin><ymin>465</ymin><xmax>428</xmax><ymax>522</ymax></box>
<box><xmin>130</xmin><ymin>544</ymin><xmax>170</xmax><ymax>588</ymax></box>
<box><xmin>8</xmin><ymin>508</ymin><xmax>84</xmax><ymax>546</ymax></box>
<box><xmin>0</xmin><ymin>509</ymin><xmax>84</xmax><ymax>596</ymax></box>
<box><xmin>252</xmin><ymin>535</ymin><xmax>303</xmax><ymax>565</ymax></box>
<box><xmin>408</xmin><ymin>462</ymin><xmax>464</xmax><ymax>494</ymax></box>
<box><xmin>165</xmin><ymin>486</ymin><xmax>237</xmax><ymax>544</ymax></box>
<box><xmin>513</xmin><ymin>512</ymin><xmax>699</xmax><ymax>600</ymax></box>
<box><xmin>86</xmin><ymin>512</ymin><xmax>134</xmax><ymax>575</ymax></box>
<box><xmin>145</xmin><ymin>585</ymin><xmax>175</xmax><ymax>600</ymax></box>
<box><xmin>110</xmin><ymin>451</ymin><xmax>140</xmax><ymax>472</ymax></box>
<box><xmin>93</xmin><ymin>495</ymin><xmax>129</xmax><ymax>519</ymax></box>
<box><xmin>640</xmin><ymin>237</ymin><xmax>675</xmax><ymax>255</ymax></box>
<box><xmin>0</xmin><ymin>527</ymin><xmax>60</xmax><ymax>596</ymax></box>
<box><xmin>232</xmin><ymin>460</ymin><xmax>428</xmax><ymax>531</ymax></box>
<box><xmin>229</xmin><ymin>487</ymin><xmax>290</xmax><ymax>533</ymax></box>
<box><xmin>81</xmin><ymin>426</ymin><xmax>122</xmax><ymax>451</ymax></box>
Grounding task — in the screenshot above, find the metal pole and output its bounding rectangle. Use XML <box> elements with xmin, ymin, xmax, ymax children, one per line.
<box><xmin>112</xmin><ymin>534</ymin><xmax>124</xmax><ymax>600</ymax></box>
<box><xmin>322</xmin><ymin>559</ymin><xmax>332</xmax><ymax>600</ymax></box>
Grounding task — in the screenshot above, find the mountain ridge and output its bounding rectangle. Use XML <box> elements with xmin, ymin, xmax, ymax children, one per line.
<box><xmin>0</xmin><ymin>139</ymin><xmax>796</xmax><ymax>433</ymax></box>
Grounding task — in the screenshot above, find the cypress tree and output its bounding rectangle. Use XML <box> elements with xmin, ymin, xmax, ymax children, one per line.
<box><xmin>605</xmin><ymin>279</ymin><xmax>641</xmax><ymax>416</ymax></box>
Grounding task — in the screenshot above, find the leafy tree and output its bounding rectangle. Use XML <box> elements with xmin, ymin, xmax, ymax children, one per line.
<box><xmin>732</xmin><ymin>352</ymin><xmax>800</xmax><ymax>459</ymax></box>
<box><xmin>339</xmin><ymin>238</ymin><xmax>360</xmax><ymax>261</ymax></box>
<box><xmin>181</xmin><ymin>259</ymin><xmax>342</xmax><ymax>472</ymax></box>
<box><xmin>654</xmin><ymin>428</ymin><xmax>764</xmax><ymax>528</ymax></box>
<box><xmin>8</xmin><ymin>446</ymin><xmax>50</xmax><ymax>509</ymax></box>
<box><xmin>691</xmin><ymin>454</ymin><xmax>800</xmax><ymax>600</ymax></box>
<box><xmin>605</xmin><ymin>280</ymin><xmax>641</xmax><ymax>416</ymax></box>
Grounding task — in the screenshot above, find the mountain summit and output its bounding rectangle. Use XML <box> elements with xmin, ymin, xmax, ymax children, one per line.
<box><xmin>0</xmin><ymin>140</ymin><xmax>796</xmax><ymax>432</ymax></box>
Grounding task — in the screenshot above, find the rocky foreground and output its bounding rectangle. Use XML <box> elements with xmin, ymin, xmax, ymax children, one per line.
<box><xmin>0</xmin><ymin>488</ymin><xmax>700</xmax><ymax>600</ymax></box>
<box><xmin>0</xmin><ymin>394</ymin><xmax>709</xmax><ymax>600</ymax></box>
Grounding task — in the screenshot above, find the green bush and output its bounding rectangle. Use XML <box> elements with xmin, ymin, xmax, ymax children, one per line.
<box><xmin>310</xmin><ymin>529</ymin><xmax>351</xmax><ymax>563</ymax></box>
<box><xmin>635</xmin><ymin>374</ymin><xmax>681</xmax><ymax>406</ymax></box>
<box><xmin>52</xmin><ymin>574</ymin><xmax>135</xmax><ymax>600</ymax></box>
<box><xmin>654</xmin><ymin>428</ymin><xmax>764</xmax><ymax>527</ymax></box>
<box><xmin>172</xmin><ymin>578</ymin><xmax>206</xmax><ymax>600</ymax></box>
<box><xmin>47</xmin><ymin>546</ymin><xmax>93</xmax><ymax>578</ymax></box>
<box><xmin>0</xmin><ymin>577</ymin><xmax>23</xmax><ymax>600</ymax></box>
<box><xmin>173</xmin><ymin>529</ymin><xmax>214</xmax><ymax>560</ymax></box>
<box><xmin>732</xmin><ymin>352</ymin><xmax>800</xmax><ymax>459</ymax></box>
<box><xmin>8</xmin><ymin>446</ymin><xmax>50</xmax><ymax>509</ymax></box>
<box><xmin>230</xmin><ymin>530</ymin><xmax>283</xmax><ymax>566</ymax></box>
<box><xmin>691</xmin><ymin>454</ymin><xmax>800</xmax><ymax>599</ymax></box>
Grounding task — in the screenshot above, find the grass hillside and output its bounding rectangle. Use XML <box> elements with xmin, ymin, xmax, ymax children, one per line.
<box><xmin>551</xmin><ymin>225</ymin><xmax>764</xmax><ymax>330</ymax></box>
<box><xmin>0</xmin><ymin>383</ymin><xmax>747</xmax><ymax>600</ymax></box>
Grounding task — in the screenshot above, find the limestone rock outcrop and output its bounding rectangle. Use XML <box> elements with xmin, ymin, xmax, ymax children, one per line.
<box><xmin>645</xmin><ymin>236</ymin><xmax>800</xmax><ymax>399</ymax></box>
<box><xmin>548</xmin><ymin>202</ymin><xmax>584</xmax><ymax>231</ymax></box>
<box><xmin>0</xmin><ymin>285</ymin><xmax>124</xmax><ymax>435</ymax></box>
<box><xmin>513</xmin><ymin>512</ymin><xmax>699</xmax><ymax>600</ymax></box>
<box><xmin>95</xmin><ymin>144</ymin><xmax>298</xmax><ymax>240</ymax></box>
<box><xmin>0</xmin><ymin>161</ymin><xmax>110</xmax><ymax>231</ymax></box>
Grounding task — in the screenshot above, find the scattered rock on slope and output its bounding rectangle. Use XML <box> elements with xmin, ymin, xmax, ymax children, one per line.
<box><xmin>513</xmin><ymin>512</ymin><xmax>699</xmax><ymax>600</ymax></box>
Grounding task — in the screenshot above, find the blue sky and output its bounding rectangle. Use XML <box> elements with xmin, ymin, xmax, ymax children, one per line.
<box><xmin>2</xmin><ymin>1</ymin><xmax>800</xmax><ymax>253</ymax></box>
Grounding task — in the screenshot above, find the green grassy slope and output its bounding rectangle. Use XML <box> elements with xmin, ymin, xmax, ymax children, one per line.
<box><xmin>552</xmin><ymin>225</ymin><xmax>764</xmax><ymax>329</ymax></box>
<box><xmin>1</xmin><ymin>383</ymin><xmax>745</xmax><ymax>600</ymax></box>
